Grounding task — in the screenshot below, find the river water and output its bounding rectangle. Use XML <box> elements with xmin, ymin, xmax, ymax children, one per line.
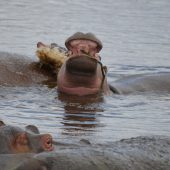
<box><xmin>0</xmin><ymin>0</ymin><xmax>170</xmax><ymax>144</ymax></box>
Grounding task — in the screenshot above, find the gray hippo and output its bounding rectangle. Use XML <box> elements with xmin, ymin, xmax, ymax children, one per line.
<box><xmin>1</xmin><ymin>32</ymin><xmax>170</xmax><ymax>95</ymax></box>
<box><xmin>2</xmin><ymin>135</ymin><xmax>170</xmax><ymax>170</ymax></box>
<box><xmin>0</xmin><ymin>120</ymin><xmax>53</xmax><ymax>154</ymax></box>
<box><xmin>57</xmin><ymin>32</ymin><xmax>113</xmax><ymax>96</ymax></box>
<box><xmin>0</xmin><ymin>120</ymin><xmax>169</xmax><ymax>170</ymax></box>
<box><xmin>0</xmin><ymin>51</ymin><xmax>57</xmax><ymax>87</ymax></box>
<box><xmin>112</xmin><ymin>72</ymin><xmax>170</xmax><ymax>94</ymax></box>
<box><xmin>0</xmin><ymin>121</ymin><xmax>53</xmax><ymax>170</ymax></box>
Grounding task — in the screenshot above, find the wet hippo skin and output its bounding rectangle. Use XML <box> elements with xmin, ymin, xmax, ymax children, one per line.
<box><xmin>0</xmin><ymin>120</ymin><xmax>53</xmax><ymax>154</ymax></box>
<box><xmin>0</xmin><ymin>121</ymin><xmax>169</xmax><ymax>170</ymax></box>
<box><xmin>0</xmin><ymin>52</ymin><xmax>57</xmax><ymax>86</ymax></box>
<box><xmin>1</xmin><ymin>50</ymin><xmax>170</xmax><ymax>95</ymax></box>
<box><xmin>111</xmin><ymin>72</ymin><xmax>170</xmax><ymax>94</ymax></box>
<box><xmin>57</xmin><ymin>55</ymin><xmax>112</xmax><ymax>96</ymax></box>
<box><xmin>6</xmin><ymin>135</ymin><xmax>170</xmax><ymax>170</ymax></box>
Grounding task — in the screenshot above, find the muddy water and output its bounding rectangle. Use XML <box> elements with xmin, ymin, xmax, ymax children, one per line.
<box><xmin>0</xmin><ymin>0</ymin><xmax>170</xmax><ymax>144</ymax></box>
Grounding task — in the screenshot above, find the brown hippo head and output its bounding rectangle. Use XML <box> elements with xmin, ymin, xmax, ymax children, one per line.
<box><xmin>57</xmin><ymin>32</ymin><xmax>112</xmax><ymax>96</ymax></box>
<box><xmin>0</xmin><ymin>120</ymin><xmax>53</xmax><ymax>154</ymax></box>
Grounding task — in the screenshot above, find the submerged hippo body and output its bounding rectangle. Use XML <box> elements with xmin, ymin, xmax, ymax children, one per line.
<box><xmin>0</xmin><ymin>120</ymin><xmax>53</xmax><ymax>154</ymax></box>
<box><xmin>111</xmin><ymin>72</ymin><xmax>170</xmax><ymax>94</ymax></box>
<box><xmin>1</xmin><ymin>47</ymin><xmax>170</xmax><ymax>95</ymax></box>
<box><xmin>0</xmin><ymin>52</ymin><xmax>57</xmax><ymax>86</ymax></box>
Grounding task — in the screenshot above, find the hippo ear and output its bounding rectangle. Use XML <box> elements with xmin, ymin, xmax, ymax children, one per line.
<box><xmin>25</xmin><ymin>125</ymin><xmax>40</xmax><ymax>134</ymax></box>
<box><xmin>0</xmin><ymin>120</ymin><xmax>5</xmax><ymax>127</ymax></box>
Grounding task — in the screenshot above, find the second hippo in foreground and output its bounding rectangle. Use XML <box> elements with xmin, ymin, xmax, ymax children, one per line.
<box><xmin>0</xmin><ymin>120</ymin><xmax>53</xmax><ymax>154</ymax></box>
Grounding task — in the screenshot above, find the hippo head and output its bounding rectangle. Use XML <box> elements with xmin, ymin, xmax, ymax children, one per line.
<box><xmin>57</xmin><ymin>54</ymin><xmax>111</xmax><ymax>96</ymax></box>
<box><xmin>0</xmin><ymin>121</ymin><xmax>53</xmax><ymax>154</ymax></box>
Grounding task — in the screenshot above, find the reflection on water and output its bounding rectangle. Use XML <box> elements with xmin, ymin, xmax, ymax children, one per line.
<box><xmin>59</xmin><ymin>93</ymin><xmax>103</xmax><ymax>130</ymax></box>
<box><xmin>1</xmin><ymin>78</ymin><xmax>170</xmax><ymax>143</ymax></box>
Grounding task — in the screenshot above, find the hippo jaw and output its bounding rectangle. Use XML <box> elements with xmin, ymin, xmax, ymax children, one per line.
<box><xmin>57</xmin><ymin>55</ymin><xmax>104</xmax><ymax>96</ymax></box>
<box><xmin>66</xmin><ymin>55</ymin><xmax>97</xmax><ymax>77</ymax></box>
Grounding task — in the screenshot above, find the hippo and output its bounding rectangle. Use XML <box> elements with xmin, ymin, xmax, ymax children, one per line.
<box><xmin>0</xmin><ymin>120</ymin><xmax>53</xmax><ymax>154</ymax></box>
<box><xmin>1</xmin><ymin>32</ymin><xmax>170</xmax><ymax>95</ymax></box>
<box><xmin>37</xmin><ymin>32</ymin><xmax>115</xmax><ymax>96</ymax></box>
<box><xmin>0</xmin><ymin>122</ymin><xmax>170</xmax><ymax>170</ymax></box>
<box><xmin>0</xmin><ymin>51</ymin><xmax>58</xmax><ymax>87</ymax></box>
<box><xmin>36</xmin><ymin>33</ymin><xmax>116</xmax><ymax>96</ymax></box>
<box><xmin>6</xmin><ymin>135</ymin><xmax>170</xmax><ymax>170</ymax></box>
<box><xmin>36</xmin><ymin>32</ymin><xmax>170</xmax><ymax>96</ymax></box>
<box><xmin>57</xmin><ymin>32</ymin><xmax>111</xmax><ymax>96</ymax></box>
<box><xmin>111</xmin><ymin>72</ymin><xmax>170</xmax><ymax>94</ymax></box>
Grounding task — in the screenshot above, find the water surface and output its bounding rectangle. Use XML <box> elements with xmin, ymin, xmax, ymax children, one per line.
<box><xmin>0</xmin><ymin>0</ymin><xmax>170</xmax><ymax>144</ymax></box>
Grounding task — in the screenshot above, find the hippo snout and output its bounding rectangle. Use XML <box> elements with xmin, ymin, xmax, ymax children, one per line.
<box><xmin>41</xmin><ymin>134</ymin><xmax>53</xmax><ymax>151</ymax></box>
<box><xmin>66</xmin><ymin>55</ymin><xmax>97</xmax><ymax>76</ymax></box>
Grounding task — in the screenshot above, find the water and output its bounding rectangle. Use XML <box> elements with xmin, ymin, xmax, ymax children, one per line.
<box><xmin>0</xmin><ymin>0</ymin><xmax>170</xmax><ymax>144</ymax></box>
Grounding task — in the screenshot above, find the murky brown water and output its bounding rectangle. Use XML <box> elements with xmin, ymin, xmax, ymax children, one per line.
<box><xmin>0</xmin><ymin>0</ymin><xmax>170</xmax><ymax>144</ymax></box>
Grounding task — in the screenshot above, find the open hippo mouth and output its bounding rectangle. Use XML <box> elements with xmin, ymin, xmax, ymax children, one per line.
<box><xmin>66</xmin><ymin>55</ymin><xmax>98</xmax><ymax>77</ymax></box>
